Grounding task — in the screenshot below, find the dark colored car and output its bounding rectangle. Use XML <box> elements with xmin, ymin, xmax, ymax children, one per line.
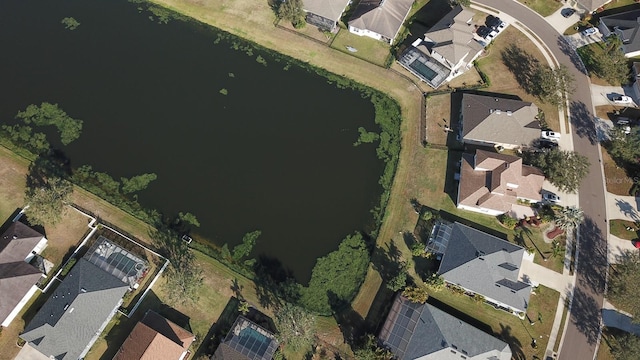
<box><xmin>477</xmin><ymin>26</ymin><xmax>492</xmax><ymax>38</ymax></box>
<box><xmin>561</xmin><ymin>8</ymin><xmax>576</xmax><ymax>18</ymax></box>
<box><xmin>486</xmin><ymin>15</ymin><xmax>502</xmax><ymax>29</ymax></box>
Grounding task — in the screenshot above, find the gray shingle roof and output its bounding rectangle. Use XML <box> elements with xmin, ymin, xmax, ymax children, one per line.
<box><xmin>378</xmin><ymin>295</ymin><xmax>512</xmax><ymax>360</ymax></box>
<box><xmin>20</xmin><ymin>258</ymin><xmax>129</xmax><ymax>360</ymax></box>
<box><xmin>437</xmin><ymin>222</ymin><xmax>531</xmax><ymax>312</ymax></box>
<box><xmin>349</xmin><ymin>0</ymin><xmax>415</xmax><ymax>42</ymax></box>
<box><xmin>0</xmin><ymin>222</ymin><xmax>45</xmax><ymax>325</ymax></box>
<box><xmin>577</xmin><ymin>0</ymin><xmax>610</xmax><ymax>11</ymax></box>
<box><xmin>303</xmin><ymin>0</ymin><xmax>350</xmax><ymax>24</ymax></box>
<box><xmin>461</xmin><ymin>93</ymin><xmax>540</xmax><ymax>148</ymax></box>
<box><xmin>422</xmin><ymin>5</ymin><xmax>483</xmax><ymax>68</ymax></box>
<box><xmin>599</xmin><ymin>9</ymin><xmax>640</xmax><ymax>55</ymax></box>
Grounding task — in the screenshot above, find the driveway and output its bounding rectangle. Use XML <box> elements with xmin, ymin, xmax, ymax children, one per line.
<box><xmin>608</xmin><ymin>235</ymin><xmax>637</xmax><ymax>264</ymax></box>
<box><xmin>14</xmin><ymin>344</ymin><xmax>50</xmax><ymax>360</ymax></box>
<box><xmin>519</xmin><ymin>256</ymin><xmax>573</xmax><ymax>292</ymax></box>
<box><xmin>606</xmin><ymin>193</ymin><xmax>640</xmax><ymax>222</ymax></box>
<box><xmin>474</xmin><ymin>1</ymin><xmax>609</xmax><ymax>360</ymax></box>
<box><xmin>591</xmin><ymin>84</ymin><xmax>635</xmax><ymax>107</ymax></box>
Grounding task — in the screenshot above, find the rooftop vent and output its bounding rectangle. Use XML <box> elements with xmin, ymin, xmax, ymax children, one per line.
<box><xmin>12</xmin><ymin>235</ymin><xmax>18</xmax><ymax>240</ymax></box>
<box><xmin>63</xmin><ymin>303</ymin><xmax>69</xmax><ymax>311</ymax></box>
<box><xmin>507</xmin><ymin>111</ymin><xmax>513</xmax><ymax>116</ymax></box>
<box><xmin>495</xmin><ymin>98</ymin><xmax>499</xmax><ymax>101</ymax></box>
<box><xmin>495</xmin><ymin>110</ymin><xmax>502</xmax><ymax>114</ymax></box>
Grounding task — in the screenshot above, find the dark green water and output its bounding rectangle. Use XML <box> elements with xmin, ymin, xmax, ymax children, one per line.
<box><xmin>0</xmin><ymin>0</ymin><xmax>384</xmax><ymax>282</ymax></box>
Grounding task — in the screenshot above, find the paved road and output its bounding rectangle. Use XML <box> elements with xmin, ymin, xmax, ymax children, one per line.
<box><xmin>474</xmin><ymin>1</ymin><xmax>609</xmax><ymax>359</ymax></box>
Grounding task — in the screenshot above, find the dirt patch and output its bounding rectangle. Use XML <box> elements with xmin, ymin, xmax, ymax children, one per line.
<box><xmin>426</xmin><ymin>94</ymin><xmax>453</xmax><ymax>145</ymax></box>
<box><xmin>39</xmin><ymin>208</ymin><xmax>92</xmax><ymax>265</ymax></box>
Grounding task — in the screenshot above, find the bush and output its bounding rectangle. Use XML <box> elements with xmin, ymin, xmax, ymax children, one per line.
<box><xmin>498</xmin><ymin>214</ymin><xmax>518</xmax><ymax>229</ymax></box>
<box><xmin>60</xmin><ymin>257</ymin><xmax>77</xmax><ymax>276</ymax></box>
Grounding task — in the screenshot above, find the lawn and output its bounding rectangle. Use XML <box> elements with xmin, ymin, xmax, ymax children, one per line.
<box><xmin>601</xmin><ymin>146</ymin><xmax>635</xmax><ymax>196</ymax></box>
<box><xmin>330</xmin><ymin>28</ymin><xmax>392</xmax><ymax>67</ymax></box>
<box><xmin>577</xmin><ymin>42</ymin><xmax>619</xmax><ymax>86</ymax></box>
<box><xmin>610</xmin><ymin>219</ymin><xmax>639</xmax><ymax>240</ymax></box>
<box><xmin>476</xmin><ymin>26</ymin><xmax>561</xmax><ymax>132</ymax></box>
<box><xmin>518</xmin><ymin>0</ymin><xmax>562</xmax><ymax>17</ymax></box>
<box><xmin>0</xmin><ymin>145</ymin><xmax>28</xmax><ymax>222</ymax></box>
<box><xmin>426</xmin><ymin>94</ymin><xmax>453</xmax><ymax>145</ymax></box>
<box><xmin>429</xmin><ymin>284</ymin><xmax>560</xmax><ymax>360</ymax></box>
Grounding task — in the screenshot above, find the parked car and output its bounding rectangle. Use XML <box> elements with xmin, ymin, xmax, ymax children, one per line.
<box><xmin>485</xmin><ymin>30</ymin><xmax>498</xmax><ymax>42</ymax></box>
<box><xmin>612</xmin><ymin>95</ymin><xmax>633</xmax><ymax>104</ymax></box>
<box><xmin>543</xmin><ymin>192</ymin><xmax>561</xmax><ymax>203</ymax></box>
<box><xmin>582</xmin><ymin>27</ymin><xmax>598</xmax><ymax>36</ymax></box>
<box><xmin>561</xmin><ymin>8</ymin><xmax>576</xmax><ymax>18</ymax></box>
<box><xmin>541</xmin><ymin>130</ymin><xmax>561</xmax><ymax>141</ymax></box>
<box><xmin>537</xmin><ymin>139</ymin><xmax>559</xmax><ymax>150</ymax></box>
<box><xmin>477</xmin><ymin>26</ymin><xmax>492</xmax><ymax>38</ymax></box>
<box><xmin>497</xmin><ymin>21</ymin><xmax>507</xmax><ymax>31</ymax></box>
<box><xmin>486</xmin><ymin>15</ymin><xmax>502</xmax><ymax>29</ymax></box>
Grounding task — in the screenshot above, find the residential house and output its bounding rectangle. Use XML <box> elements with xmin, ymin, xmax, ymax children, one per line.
<box><xmin>378</xmin><ymin>295</ymin><xmax>512</xmax><ymax>359</ymax></box>
<box><xmin>303</xmin><ymin>0</ymin><xmax>350</xmax><ymax>31</ymax></box>
<box><xmin>460</xmin><ymin>93</ymin><xmax>541</xmax><ymax>149</ymax></box>
<box><xmin>457</xmin><ymin>149</ymin><xmax>544</xmax><ymax>216</ymax></box>
<box><xmin>577</xmin><ymin>0</ymin><xmax>611</xmax><ymax>12</ymax></box>
<box><xmin>114</xmin><ymin>310</ymin><xmax>195</xmax><ymax>360</ymax></box>
<box><xmin>0</xmin><ymin>221</ymin><xmax>48</xmax><ymax>327</ymax></box>
<box><xmin>212</xmin><ymin>315</ymin><xmax>279</xmax><ymax>360</ymax></box>
<box><xmin>431</xmin><ymin>221</ymin><xmax>532</xmax><ymax>316</ymax></box>
<box><xmin>399</xmin><ymin>5</ymin><xmax>483</xmax><ymax>88</ymax></box>
<box><xmin>598</xmin><ymin>9</ymin><xmax>640</xmax><ymax>58</ymax></box>
<box><xmin>20</xmin><ymin>237</ymin><xmax>148</xmax><ymax>360</ymax></box>
<box><xmin>348</xmin><ymin>0</ymin><xmax>415</xmax><ymax>45</ymax></box>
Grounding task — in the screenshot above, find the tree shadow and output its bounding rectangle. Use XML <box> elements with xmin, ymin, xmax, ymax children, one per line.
<box><xmin>329</xmin><ymin>291</ymin><xmax>366</xmax><ymax>348</ymax></box>
<box><xmin>371</xmin><ymin>239</ymin><xmax>404</xmax><ymax>285</ymax></box>
<box><xmin>570</xmin><ymin>101</ymin><xmax>599</xmax><ymax>145</ymax></box>
<box><xmin>577</xmin><ymin>217</ymin><xmax>608</xmax><ymax>294</ymax></box>
<box><xmin>568</xmin><ymin>287</ymin><xmax>601</xmax><ymax>346</ymax></box>
<box><xmin>193</xmin><ymin>296</ymin><xmax>241</xmax><ymax>358</ymax></box>
<box><xmin>495</xmin><ymin>323</ymin><xmax>525</xmax><ymax>360</ymax></box>
<box><xmin>557</xmin><ymin>36</ymin><xmax>588</xmax><ymax>75</ymax></box>
<box><xmin>501</xmin><ymin>44</ymin><xmax>540</xmax><ymax>97</ymax></box>
<box><xmin>253</xmin><ymin>255</ymin><xmax>299</xmax><ymax>310</ymax></box>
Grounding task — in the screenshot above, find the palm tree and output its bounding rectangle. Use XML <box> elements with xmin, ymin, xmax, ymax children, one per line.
<box><xmin>554</xmin><ymin>206</ymin><xmax>585</xmax><ymax>232</ymax></box>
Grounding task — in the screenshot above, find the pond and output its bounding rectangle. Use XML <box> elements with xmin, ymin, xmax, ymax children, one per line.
<box><xmin>0</xmin><ymin>0</ymin><xmax>385</xmax><ymax>282</ymax></box>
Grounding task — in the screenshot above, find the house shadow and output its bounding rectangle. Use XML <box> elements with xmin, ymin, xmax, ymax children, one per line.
<box><xmin>409</xmin><ymin>0</ymin><xmax>453</xmax><ymax>29</ymax></box>
<box><xmin>439</xmin><ymin>210</ymin><xmax>507</xmax><ymax>241</ymax></box>
<box><xmin>443</xmin><ymin>150</ymin><xmax>463</xmax><ymax>205</ymax></box>
<box><xmin>193</xmin><ymin>296</ymin><xmax>240</xmax><ymax>359</ymax></box>
<box><xmin>0</xmin><ymin>208</ymin><xmax>26</xmax><ymax>234</ymax></box>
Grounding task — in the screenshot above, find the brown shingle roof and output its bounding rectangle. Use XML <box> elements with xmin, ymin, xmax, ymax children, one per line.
<box><xmin>114</xmin><ymin>310</ymin><xmax>195</xmax><ymax>360</ymax></box>
<box><xmin>457</xmin><ymin>150</ymin><xmax>544</xmax><ymax>213</ymax></box>
<box><xmin>349</xmin><ymin>0</ymin><xmax>415</xmax><ymax>43</ymax></box>
<box><xmin>0</xmin><ymin>222</ymin><xmax>45</xmax><ymax>324</ymax></box>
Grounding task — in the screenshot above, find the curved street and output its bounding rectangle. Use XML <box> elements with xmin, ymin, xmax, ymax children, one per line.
<box><xmin>473</xmin><ymin>1</ymin><xmax>608</xmax><ymax>359</ymax></box>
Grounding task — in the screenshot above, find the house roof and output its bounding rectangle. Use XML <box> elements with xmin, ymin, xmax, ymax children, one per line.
<box><xmin>437</xmin><ymin>222</ymin><xmax>532</xmax><ymax>312</ymax></box>
<box><xmin>458</xmin><ymin>151</ymin><xmax>544</xmax><ymax>213</ymax></box>
<box><xmin>114</xmin><ymin>310</ymin><xmax>195</xmax><ymax>360</ymax></box>
<box><xmin>421</xmin><ymin>5</ymin><xmax>483</xmax><ymax>68</ymax></box>
<box><xmin>303</xmin><ymin>0</ymin><xmax>350</xmax><ymax>24</ymax></box>
<box><xmin>577</xmin><ymin>0</ymin><xmax>610</xmax><ymax>11</ymax></box>
<box><xmin>378</xmin><ymin>295</ymin><xmax>512</xmax><ymax>360</ymax></box>
<box><xmin>461</xmin><ymin>93</ymin><xmax>540</xmax><ymax>147</ymax></box>
<box><xmin>212</xmin><ymin>316</ymin><xmax>278</xmax><ymax>360</ymax></box>
<box><xmin>349</xmin><ymin>0</ymin><xmax>415</xmax><ymax>42</ymax></box>
<box><xmin>457</xmin><ymin>150</ymin><xmax>544</xmax><ymax>213</ymax></box>
<box><xmin>599</xmin><ymin>9</ymin><xmax>640</xmax><ymax>55</ymax></box>
<box><xmin>20</xmin><ymin>258</ymin><xmax>129</xmax><ymax>360</ymax></box>
<box><xmin>0</xmin><ymin>222</ymin><xmax>45</xmax><ymax>324</ymax></box>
